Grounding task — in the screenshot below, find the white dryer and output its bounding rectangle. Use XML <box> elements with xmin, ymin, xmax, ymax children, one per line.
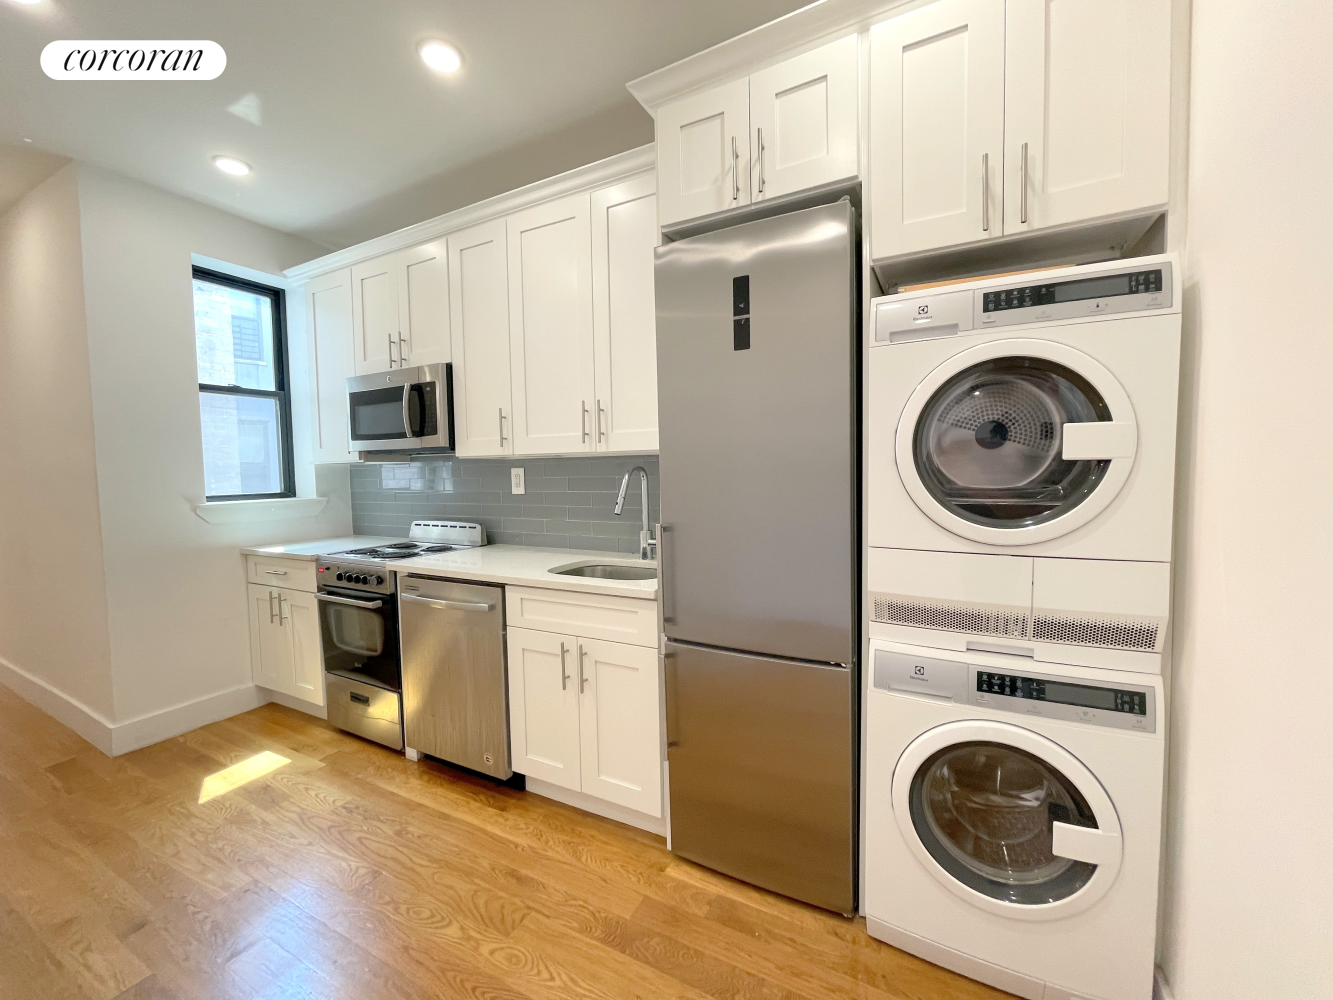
<box><xmin>865</xmin><ymin>639</ymin><xmax>1165</xmax><ymax>1000</ymax></box>
<box><xmin>867</xmin><ymin>255</ymin><xmax>1182</xmax><ymax>673</ymax></box>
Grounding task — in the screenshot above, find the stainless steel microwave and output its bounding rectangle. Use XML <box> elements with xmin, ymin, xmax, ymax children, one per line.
<box><xmin>346</xmin><ymin>363</ymin><xmax>454</xmax><ymax>452</ymax></box>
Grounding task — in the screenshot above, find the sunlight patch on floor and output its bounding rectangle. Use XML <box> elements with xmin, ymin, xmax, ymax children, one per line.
<box><xmin>198</xmin><ymin>750</ymin><xmax>290</xmax><ymax>803</ymax></box>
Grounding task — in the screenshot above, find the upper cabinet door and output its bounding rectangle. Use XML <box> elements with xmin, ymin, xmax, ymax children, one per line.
<box><xmin>1003</xmin><ymin>0</ymin><xmax>1170</xmax><ymax>234</ymax></box>
<box><xmin>749</xmin><ymin>34</ymin><xmax>860</xmax><ymax>203</ymax></box>
<box><xmin>869</xmin><ymin>0</ymin><xmax>1006</xmax><ymax>260</ymax></box>
<box><xmin>350</xmin><ymin>257</ymin><xmax>399</xmax><ymax>374</ymax></box>
<box><xmin>394</xmin><ymin>240</ymin><xmax>450</xmax><ymax>368</ymax></box>
<box><xmin>506</xmin><ymin>193</ymin><xmax>597</xmax><ymax>456</ymax></box>
<box><xmin>447</xmin><ymin>219</ymin><xmax>513</xmax><ymax>457</ymax></box>
<box><xmin>657</xmin><ymin>78</ymin><xmax>751</xmax><ymax>228</ymax></box>
<box><xmin>591</xmin><ymin>173</ymin><xmax>659</xmax><ymax>454</ymax></box>
<box><xmin>304</xmin><ymin>268</ymin><xmax>356</xmax><ymax>465</ymax></box>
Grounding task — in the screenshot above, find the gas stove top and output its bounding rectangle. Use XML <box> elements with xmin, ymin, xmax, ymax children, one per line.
<box><xmin>316</xmin><ymin>520</ymin><xmax>487</xmax><ymax>594</ymax></box>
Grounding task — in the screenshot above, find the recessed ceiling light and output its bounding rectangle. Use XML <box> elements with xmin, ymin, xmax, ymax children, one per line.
<box><xmin>212</xmin><ymin>155</ymin><xmax>251</xmax><ymax>177</ymax></box>
<box><xmin>419</xmin><ymin>40</ymin><xmax>462</xmax><ymax>74</ymax></box>
<box><xmin>7</xmin><ymin>0</ymin><xmax>45</xmax><ymax>6</ymax></box>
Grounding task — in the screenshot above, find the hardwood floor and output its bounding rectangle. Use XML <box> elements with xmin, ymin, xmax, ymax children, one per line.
<box><xmin>0</xmin><ymin>684</ymin><xmax>1010</xmax><ymax>1000</ymax></box>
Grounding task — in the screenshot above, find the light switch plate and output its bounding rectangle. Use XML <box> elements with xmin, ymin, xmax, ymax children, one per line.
<box><xmin>510</xmin><ymin>467</ymin><xmax>525</xmax><ymax>495</ymax></box>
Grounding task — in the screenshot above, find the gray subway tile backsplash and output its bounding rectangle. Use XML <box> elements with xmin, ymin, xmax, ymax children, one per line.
<box><xmin>350</xmin><ymin>455</ymin><xmax>659</xmax><ymax>555</ymax></box>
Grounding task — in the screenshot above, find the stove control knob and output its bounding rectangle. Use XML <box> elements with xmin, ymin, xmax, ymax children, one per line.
<box><xmin>375</xmin><ymin>575</ymin><xmax>384</xmax><ymax>586</ymax></box>
<box><xmin>335</xmin><ymin>572</ymin><xmax>345</xmax><ymax>582</ymax></box>
<box><xmin>355</xmin><ymin>575</ymin><xmax>367</xmax><ymax>585</ymax></box>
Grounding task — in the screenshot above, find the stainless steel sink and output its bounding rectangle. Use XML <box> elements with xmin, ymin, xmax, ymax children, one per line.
<box><xmin>550</xmin><ymin>562</ymin><xmax>658</xmax><ymax>581</ymax></box>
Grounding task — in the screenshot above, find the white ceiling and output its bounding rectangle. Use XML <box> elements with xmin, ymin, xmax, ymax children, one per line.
<box><xmin>0</xmin><ymin>0</ymin><xmax>810</xmax><ymax>249</ymax></box>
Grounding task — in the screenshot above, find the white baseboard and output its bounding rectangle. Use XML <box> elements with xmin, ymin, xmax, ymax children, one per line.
<box><xmin>261</xmin><ymin>688</ymin><xmax>328</xmax><ymax>720</ymax></box>
<box><xmin>0</xmin><ymin>653</ymin><xmax>115</xmax><ymax>754</ymax></box>
<box><xmin>524</xmin><ymin>776</ymin><xmax>667</xmax><ymax>836</ymax></box>
<box><xmin>0</xmin><ymin>653</ymin><xmax>264</xmax><ymax>756</ymax></box>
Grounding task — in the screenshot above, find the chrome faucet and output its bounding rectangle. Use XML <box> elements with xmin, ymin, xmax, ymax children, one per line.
<box><xmin>614</xmin><ymin>466</ymin><xmax>657</xmax><ymax>560</ymax></box>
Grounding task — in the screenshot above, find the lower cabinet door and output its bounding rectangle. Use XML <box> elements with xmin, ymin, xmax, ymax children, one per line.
<box><xmin>248</xmin><ymin>584</ymin><xmax>293</xmax><ymax>694</ymax></box>
<box><xmin>281</xmin><ymin>589</ymin><xmax>325</xmax><ymax>707</ymax></box>
<box><xmin>576</xmin><ymin>637</ymin><xmax>662</xmax><ymax>817</ymax></box>
<box><xmin>507</xmin><ymin>626</ymin><xmax>582</xmax><ymax>790</ymax></box>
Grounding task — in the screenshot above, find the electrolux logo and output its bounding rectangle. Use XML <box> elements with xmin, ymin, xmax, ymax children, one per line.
<box><xmin>40</xmin><ymin>40</ymin><xmax>226</xmax><ymax>80</ymax></box>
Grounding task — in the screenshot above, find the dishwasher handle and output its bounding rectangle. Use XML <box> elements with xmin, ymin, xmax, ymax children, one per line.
<box><xmin>401</xmin><ymin>593</ymin><xmax>495</xmax><ymax>613</ymax></box>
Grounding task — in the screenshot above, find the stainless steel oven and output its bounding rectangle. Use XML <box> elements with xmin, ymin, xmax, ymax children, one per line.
<box><xmin>347</xmin><ymin>362</ymin><xmax>454</xmax><ymax>453</ymax></box>
<box><xmin>315</xmin><ymin>562</ymin><xmax>404</xmax><ymax>750</ymax></box>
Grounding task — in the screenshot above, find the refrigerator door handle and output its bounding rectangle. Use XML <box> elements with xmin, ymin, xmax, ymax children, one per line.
<box><xmin>663</xmin><ymin>650</ymin><xmax>679</xmax><ymax>749</ymax></box>
<box><xmin>657</xmin><ymin>523</ymin><xmax>673</xmax><ymax>624</ymax></box>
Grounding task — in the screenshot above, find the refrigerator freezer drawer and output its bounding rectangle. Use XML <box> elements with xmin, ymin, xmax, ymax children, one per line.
<box><xmin>326</xmin><ymin>672</ymin><xmax>403</xmax><ymax>751</ymax></box>
<box><xmin>665</xmin><ymin>641</ymin><xmax>857</xmax><ymax>914</ymax></box>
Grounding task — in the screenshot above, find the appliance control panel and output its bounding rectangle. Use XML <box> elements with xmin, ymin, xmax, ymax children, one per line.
<box><xmin>975</xmin><ymin>260</ymin><xmax>1174</xmax><ymax>330</ymax></box>
<box><xmin>315</xmin><ymin>563</ymin><xmax>393</xmax><ymax>594</ymax></box>
<box><xmin>873</xmin><ymin>649</ymin><xmax>1156</xmax><ymax>733</ymax></box>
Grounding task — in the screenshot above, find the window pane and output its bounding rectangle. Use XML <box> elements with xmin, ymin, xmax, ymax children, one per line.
<box><xmin>193</xmin><ymin>279</ymin><xmax>276</xmax><ymax>390</ymax></box>
<box><xmin>200</xmin><ymin>393</ymin><xmax>283</xmax><ymax>496</ymax></box>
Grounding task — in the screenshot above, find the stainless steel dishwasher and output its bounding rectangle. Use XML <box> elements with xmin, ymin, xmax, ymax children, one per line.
<box><xmin>399</xmin><ymin>575</ymin><xmax>511</xmax><ymax>779</ymax></box>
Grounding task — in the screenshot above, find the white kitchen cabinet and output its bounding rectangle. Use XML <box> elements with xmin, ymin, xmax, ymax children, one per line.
<box><xmin>749</xmin><ymin>34</ymin><xmax>859</xmax><ymax>204</ymax></box>
<box><xmin>1002</xmin><ymin>0</ymin><xmax>1170</xmax><ymax>235</ymax></box>
<box><xmin>350</xmin><ymin>257</ymin><xmax>398</xmax><ymax>374</ymax></box>
<box><xmin>506</xmin><ymin>589</ymin><xmax>663</xmax><ymax>819</ymax></box>
<box><xmin>575</xmin><ymin>637</ymin><xmax>662</xmax><ymax>815</ymax></box>
<box><xmin>591</xmin><ymin>172</ymin><xmax>659</xmax><ymax>453</ymax></box>
<box><xmin>351</xmin><ymin>243</ymin><xmax>450</xmax><ymax>375</ymax></box>
<box><xmin>657</xmin><ymin>78</ymin><xmax>751</xmax><ymax>228</ymax></box>
<box><xmin>507</xmin><ymin>626</ymin><xmax>583</xmax><ymax>790</ymax></box>
<box><xmin>869</xmin><ymin>0</ymin><xmax>1006</xmax><ymax>259</ymax></box>
<box><xmin>303</xmin><ymin>268</ymin><xmax>356</xmax><ymax>464</ymax></box>
<box><xmin>247</xmin><ymin>583</ymin><xmax>325</xmax><ymax>708</ymax></box>
<box><xmin>506</xmin><ymin>194</ymin><xmax>597</xmax><ymax>456</ymax></box>
<box><xmin>392</xmin><ymin>240</ymin><xmax>451</xmax><ymax>367</ymax></box>
<box><xmin>447</xmin><ymin>218</ymin><xmax>513</xmax><ymax>457</ymax></box>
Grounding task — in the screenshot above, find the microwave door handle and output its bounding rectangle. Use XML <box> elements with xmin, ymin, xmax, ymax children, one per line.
<box><xmin>401</xmin><ymin>384</ymin><xmax>413</xmax><ymax>439</ymax></box>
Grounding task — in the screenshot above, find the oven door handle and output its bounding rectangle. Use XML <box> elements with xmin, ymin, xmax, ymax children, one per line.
<box><xmin>316</xmin><ymin>593</ymin><xmax>384</xmax><ymax>610</ymax></box>
<box><xmin>401</xmin><ymin>593</ymin><xmax>495</xmax><ymax>613</ymax></box>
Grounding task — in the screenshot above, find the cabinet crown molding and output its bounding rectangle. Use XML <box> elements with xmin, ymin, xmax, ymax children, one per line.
<box><xmin>284</xmin><ymin>145</ymin><xmax>655</xmax><ymax>283</ymax></box>
<box><xmin>626</xmin><ymin>0</ymin><xmax>914</xmax><ymax>114</ymax></box>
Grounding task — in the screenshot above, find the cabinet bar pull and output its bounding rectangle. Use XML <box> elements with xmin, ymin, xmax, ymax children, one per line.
<box><xmin>498</xmin><ymin>408</ymin><xmax>506</xmax><ymax>446</ymax></box>
<box><xmin>387</xmin><ymin>333</ymin><xmax>396</xmax><ymax>367</ymax></box>
<box><xmin>596</xmin><ymin>400</ymin><xmax>606</xmax><ymax>444</ymax></box>
<box><xmin>279</xmin><ymin>595</ymin><xmax>289</xmax><ymax>625</ymax></box>
<box><xmin>267</xmin><ymin>590</ymin><xmax>277</xmax><ymax>624</ymax></box>
<box><xmin>981</xmin><ymin>152</ymin><xmax>989</xmax><ymax>232</ymax></box>
<box><xmin>264</xmin><ymin>569</ymin><xmax>288</xmax><ymax>576</ymax></box>
<box><xmin>581</xmin><ymin>401</ymin><xmax>590</xmax><ymax>444</ymax></box>
<box><xmin>560</xmin><ymin>642</ymin><xmax>569</xmax><ymax>691</ymax></box>
<box><xmin>1020</xmin><ymin>142</ymin><xmax>1029</xmax><ymax>224</ymax></box>
<box><xmin>757</xmin><ymin>127</ymin><xmax>766</xmax><ymax>194</ymax></box>
<box><xmin>578</xmin><ymin>644</ymin><xmax>588</xmax><ymax>692</ymax></box>
<box><xmin>732</xmin><ymin>136</ymin><xmax>739</xmax><ymax>201</ymax></box>
<box><xmin>398</xmin><ymin>333</ymin><xmax>408</xmax><ymax>366</ymax></box>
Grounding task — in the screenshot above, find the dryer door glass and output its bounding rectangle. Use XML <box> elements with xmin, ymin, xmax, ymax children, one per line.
<box><xmin>913</xmin><ymin>358</ymin><xmax>1111</xmax><ymax>529</ymax></box>
<box><xmin>908</xmin><ymin>741</ymin><xmax>1099</xmax><ymax>904</ymax></box>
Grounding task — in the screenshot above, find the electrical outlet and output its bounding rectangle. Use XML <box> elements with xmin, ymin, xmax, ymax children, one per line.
<box><xmin>510</xmin><ymin>467</ymin><xmax>525</xmax><ymax>495</ymax></box>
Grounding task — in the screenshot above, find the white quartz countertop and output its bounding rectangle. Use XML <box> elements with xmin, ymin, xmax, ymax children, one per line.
<box><xmin>242</xmin><ymin>538</ymin><xmax>658</xmax><ymax>601</ymax></box>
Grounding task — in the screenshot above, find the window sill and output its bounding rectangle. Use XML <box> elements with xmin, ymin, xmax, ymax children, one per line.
<box><xmin>194</xmin><ymin>497</ymin><xmax>329</xmax><ymax>524</ymax></box>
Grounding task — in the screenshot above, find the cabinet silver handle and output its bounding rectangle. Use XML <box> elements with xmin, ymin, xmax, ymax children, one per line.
<box><xmin>498</xmin><ymin>407</ymin><xmax>507</xmax><ymax>446</ymax></box>
<box><xmin>596</xmin><ymin>400</ymin><xmax>606</xmax><ymax>444</ymax></box>
<box><xmin>264</xmin><ymin>569</ymin><xmax>288</xmax><ymax>576</ymax></box>
<box><xmin>981</xmin><ymin>152</ymin><xmax>989</xmax><ymax>232</ymax></box>
<box><xmin>1020</xmin><ymin>141</ymin><xmax>1029</xmax><ymax>225</ymax></box>
<box><xmin>560</xmin><ymin>642</ymin><xmax>569</xmax><ymax>691</ymax></box>
<box><xmin>267</xmin><ymin>590</ymin><xmax>277</xmax><ymax>624</ymax></box>
<box><xmin>757</xmin><ymin>127</ymin><xmax>765</xmax><ymax>194</ymax></box>
<box><xmin>398</xmin><ymin>333</ymin><xmax>408</xmax><ymax>366</ymax></box>
<box><xmin>578</xmin><ymin>644</ymin><xmax>588</xmax><ymax>693</ymax></box>
<box><xmin>279</xmin><ymin>595</ymin><xmax>289</xmax><ymax>625</ymax></box>
<box><xmin>732</xmin><ymin>135</ymin><xmax>739</xmax><ymax>201</ymax></box>
<box><xmin>581</xmin><ymin>401</ymin><xmax>590</xmax><ymax>444</ymax></box>
<box><xmin>387</xmin><ymin>332</ymin><xmax>396</xmax><ymax>367</ymax></box>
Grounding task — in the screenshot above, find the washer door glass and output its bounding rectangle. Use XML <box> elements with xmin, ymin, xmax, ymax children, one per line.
<box><xmin>913</xmin><ymin>357</ymin><xmax>1112</xmax><ymax>529</ymax></box>
<box><xmin>908</xmin><ymin>741</ymin><xmax>1100</xmax><ymax>905</ymax></box>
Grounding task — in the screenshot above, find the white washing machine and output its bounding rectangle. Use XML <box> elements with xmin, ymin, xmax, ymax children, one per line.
<box><xmin>865</xmin><ymin>638</ymin><xmax>1165</xmax><ymax>1000</ymax></box>
<box><xmin>867</xmin><ymin>255</ymin><xmax>1182</xmax><ymax>674</ymax></box>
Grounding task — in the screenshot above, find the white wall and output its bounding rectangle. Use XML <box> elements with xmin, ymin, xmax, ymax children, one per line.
<box><xmin>0</xmin><ymin>165</ymin><xmax>117</xmax><ymax>737</ymax></box>
<box><xmin>1162</xmin><ymin>2</ymin><xmax>1333</xmax><ymax>997</ymax></box>
<box><xmin>73</xmin><ymin>165</ymin><xmax>352</xmax><ymax>743</ymax></box>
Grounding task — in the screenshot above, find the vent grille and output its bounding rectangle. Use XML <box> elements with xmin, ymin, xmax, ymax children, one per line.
<box><xmin>871</xmin><ymin>594</ymin><xmax>1029</xmax><ymax>638</ymax></box>
<box><xmin>1032</xmin><ymin>613</ymin><xmax>1162</xmax><ymax>652</ymax></box>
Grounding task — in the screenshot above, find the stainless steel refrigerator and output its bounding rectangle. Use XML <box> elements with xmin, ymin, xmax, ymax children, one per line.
<box><xmin>656</xmin><ymin>201</ymin><xmax>858</xmax><ymax>915</ymax></box>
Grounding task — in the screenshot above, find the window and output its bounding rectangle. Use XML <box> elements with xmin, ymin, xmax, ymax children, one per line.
<box><xmin>193</xmin><ymin>267</ymin><xmax>295</xmax><ymax>500</ymax></box>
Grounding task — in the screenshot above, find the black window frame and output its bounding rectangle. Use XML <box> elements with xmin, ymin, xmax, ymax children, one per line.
<box><xmin>193</xmin><ymin>266</ymin><xmax>296</xmax><ymax>501</ymax></box>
